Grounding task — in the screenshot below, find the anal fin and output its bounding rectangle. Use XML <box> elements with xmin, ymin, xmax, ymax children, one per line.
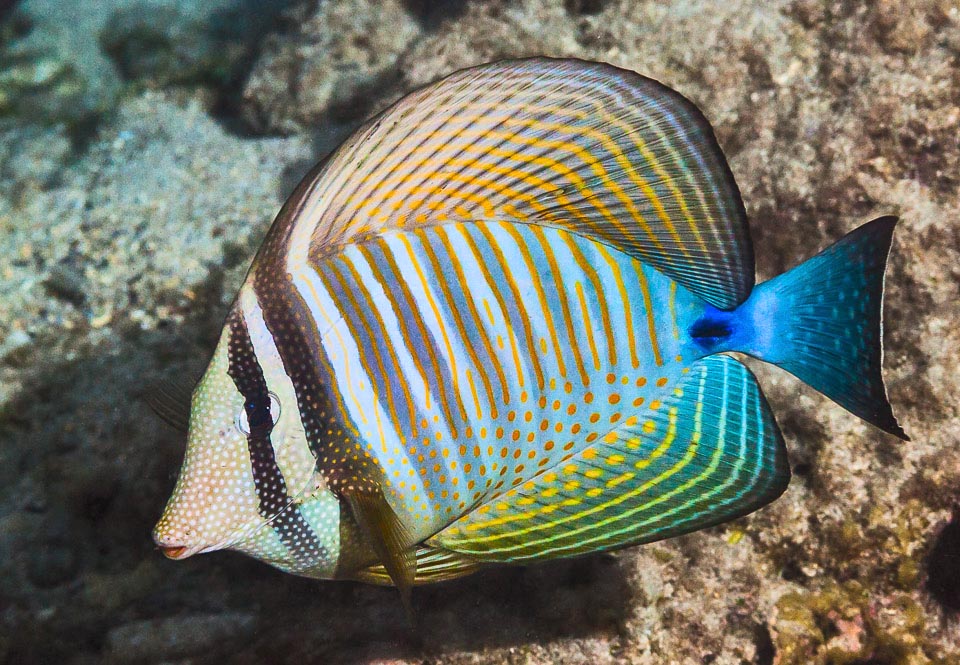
<box><xmin>435</xmin><ymin>355</ymin><xmax>791</xmax><ymax>562</ymax></box>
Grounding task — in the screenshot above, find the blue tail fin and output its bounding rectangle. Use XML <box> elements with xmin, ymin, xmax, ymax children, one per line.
<box><xmin>741</xmin><ymin>216</ymin><xmax>908</xmax><ymax>440</ymax></box>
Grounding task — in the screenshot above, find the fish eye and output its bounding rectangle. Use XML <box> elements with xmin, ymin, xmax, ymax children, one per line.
<box><xmin>235</xmin><ymin>392</ymin><xmax>281</xmax><ymax>435</ymax></box>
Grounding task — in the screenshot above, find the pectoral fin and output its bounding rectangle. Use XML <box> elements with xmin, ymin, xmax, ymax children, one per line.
<box><xmin>343</xmin><ymin>487</ymin><xmax>417</xmax><ymax>619</ymax></box>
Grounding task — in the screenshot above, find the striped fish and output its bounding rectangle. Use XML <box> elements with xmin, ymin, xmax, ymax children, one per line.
<box><xmin>152</xmin><ymin>58</ymin><xmax>907</xmax><ymax>609</ymax></box>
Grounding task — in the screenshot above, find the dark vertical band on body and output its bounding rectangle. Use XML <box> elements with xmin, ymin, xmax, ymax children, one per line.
<box><xmin>252</xmin><ymin>267</ymin><xmax>379</xmax><ymax>495</ymax></box>
<box><xmin>226</xmin><ymin>312</ymin><xmax>326</xmax><ymax>564</ymax></box>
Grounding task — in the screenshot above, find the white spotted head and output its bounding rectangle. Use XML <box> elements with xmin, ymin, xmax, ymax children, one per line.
<box><xmin>153</xmin><ymin>293</ymin><xmax>342</xmax><ymax>578</ymax></box>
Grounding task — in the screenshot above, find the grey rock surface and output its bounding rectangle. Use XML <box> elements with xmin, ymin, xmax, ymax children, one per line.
<box><xmin>1</xmin><ymin>1</ymin><xmax>958</xmax><ymax>663</ymax></box>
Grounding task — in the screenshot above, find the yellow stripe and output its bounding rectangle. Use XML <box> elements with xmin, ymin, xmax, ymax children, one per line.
<box><xmin>398</xmin><ymin>233</ymin><xmax>470</xmax><ymax>425</ymax></box>
<box><xmin>473</xmin><ymin>224</ymin><xmax>546</xmax><ymax>391</ymax></box>
<box><xmin>465</xmin><ymin>369</ymin><xmax>483</xmax><ymax>420</ymax></box>
<box><xmin>500</xmin><ymin>223</ymin><xmax>567</xmax><ymax>379</ymax></box>
<box><xmin>434</xmin><ymin>226</ymin><xmax>506</xmax><ymax>411</ymax></box>
<box><xmin>297</xmin><ymin>268</ymin><xmax>367</xmax><ymax>426</ymax></box>
<box><xmin>356</xmin><ymin>242</ymin><xmax>431</xmax><ymax>421</ymax></box>
<box><xmin>575</xmin><ymin>281</ymin><xmax>601</xmax><ymax>371</ymax></box>
<box><xmin>340</xmin><ymin>253</ymin><xmax>419</xmax><ymax>435</ymax></box>
<box><xmin>633</xmin><ymin>259</ymin><xmax>663</xmax><ymax>367</ymax></box>
<box><xmin>530</xmin><ymin>225</ymin><xmax>590</xmax><ymax>386</ymax></box>
<box><xmin>669</xmin><ymin>281</ymin><xmax>680</xmax><ymax>340</ymax></box>
<box><xmin>595</xmin><ymin>244</ymin><xmax>640</xmax><ymax>369</ymax></box>
<box><xmin>559</xmin><ymin>230</ymin><xmax>616</xmax><ymax>366</ymax></box>
<box><xmin>375</xmin><ymin>237</ymin><xmax>459</xmax><ymax>423</ymax></box>
<box><xmin>316</xmin><ymin>264</ymin><xmax>391</xmax><ymax>447</ymax></box>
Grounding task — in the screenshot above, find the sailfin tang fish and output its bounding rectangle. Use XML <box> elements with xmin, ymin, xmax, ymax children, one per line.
<box><xmin>153</xmin><ymin>58</ymin><xmax>907</xmax><ymax>594</ymax></box>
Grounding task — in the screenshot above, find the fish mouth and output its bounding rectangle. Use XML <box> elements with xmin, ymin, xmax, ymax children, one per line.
<box><xmin>154</xmin><ymin>534</ymin><xmax>232</xmax><ymax>560</ymax></box>
<box><xmin>160</xmin><ymin>545</ymin><xmax>191</xmax><ymax>560</ymax></box>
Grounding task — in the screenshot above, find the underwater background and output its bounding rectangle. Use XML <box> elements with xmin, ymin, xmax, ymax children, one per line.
<box><xmin>1</xmin><ymin>0</ymin><xmax>959</xmax><ymax>663</ymax></box>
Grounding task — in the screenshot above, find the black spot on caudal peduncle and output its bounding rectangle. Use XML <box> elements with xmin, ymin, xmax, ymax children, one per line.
<box><xmin>689</xmin><ymin>309</ymin><xmax>734</xmax><ymax>350</ymax></box>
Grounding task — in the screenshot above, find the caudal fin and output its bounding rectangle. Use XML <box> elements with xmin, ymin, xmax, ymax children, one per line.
<box><xmin>747</xmin><ymin>216</ymin><xmax>908</xmax><ymax>440</ymax></box>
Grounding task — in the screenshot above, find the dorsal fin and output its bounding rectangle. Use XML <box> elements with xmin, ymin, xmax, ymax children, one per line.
<box><xmin>281</xmin><ymin>57</ymin><xmax>753</xmax><ymax>309</ymax></box>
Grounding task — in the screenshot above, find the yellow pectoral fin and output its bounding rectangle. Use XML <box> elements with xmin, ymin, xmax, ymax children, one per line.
<box><xmin>343</xmin><ymin>486</ymin><xmax>417</xmax><ymax>615</ymax></box>
<box><xmin>354</xmin><ymin>546</ymin><xmax>482</xmax><ymax>586</ymax></box>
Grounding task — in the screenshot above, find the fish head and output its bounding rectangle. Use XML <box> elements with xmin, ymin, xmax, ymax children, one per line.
<box><xmin>152</xmin><ymin>313</ymin><xmax>341</xmax><ymax>577</ymax></box>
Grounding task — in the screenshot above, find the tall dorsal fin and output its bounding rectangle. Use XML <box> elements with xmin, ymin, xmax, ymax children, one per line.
<box><xmin>280</xmin><ymin>57</ymin><xmax>753</xmax><ymax>309</ymax></box>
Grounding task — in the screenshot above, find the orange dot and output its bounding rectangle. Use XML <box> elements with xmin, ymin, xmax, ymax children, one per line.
<box><xmin>656</xmin><ymin>377</ymin><xmax>668</xmax><ymax>387</ymax></box>
<box><xmin>540</xmin><ymin>419</ymin><xmax>550</xmax><ymax>431</ymax></box>
<box><xmin>584</xmin><ymin>392</ymin><xmax>594</xmax><ymax>404</ymax></box>
<box><xmin>552</xmin><ymin>400</ymin><xmax>561</xmax><ymax>411</ymax></box>
<box><xmin>563</xmin><ymin>441</ymin><xmax>575</xmax><ymax>451</ymax></box>
<box><xmin>526</xmin><ymin>432</ymin><xmax>535</xmax><ymax>442</ymax></box>
<box><xmin>608</xmin><ymin>393</ymin><xmax>621</xmax><ymax>404</ymax></box>
<box><xmin>589</xmin><ymin>412</ymin><xmax>600</xmax><ymax>423</ymax></box>
<box><xmin>586</xmin><ymin>433</ymin><xmax>598</xmax><ymax>442</ymax></box>
<box><xmin>554</xmin><ymin>422</ymin><xmax>564</xmax><ymax>432</ymax></box>
<box><xmin>633</xmin><ymin>397</ymin><xmax>645</xmax><ymax>407</ymax></box>
<box><xmin>513</xmin><ymin>449</ymin><xmax>522</xmax><ymax>459</ymax></box>
<box><xmin>636</xmin><ymin>377</ymin><xmax>647</xmax><ymax>387</ymax></box>
<box><xmin>507</xmin><ymin>411</ymin><xmax>516</xmax><ymax>422</ymax></box>
<box><xmin>473</xmin><ymin>445</ymin><xmax>481</xmax><ymax>456</ymax></box>
<box><xmin>571</xmin><ymin>423</ymin><xmax>581</xmax><ymax>434</ymax></box>
<box><xmin>459</xmin><ymin>445</ymin><xmax>467</xmax><ymax>455</ymax></box>
<box><xmin>524</xmin><ymin>411</ymin><xmax>533</xmax><ymax>422</ymax></box>
<box><xmin>609</xmin><ymin>413</ymin><xmax>621</xmax><ymax>423</ymax></box>
<box><xmin>511</xmin><ymin>430</ymin><xmax>521</xmax><ymax>441</ymax></box>
<box><xmin>464</xmin><ymin>463</ymin><xmax>472</xmax><ymax>473</ymax></box>
<box><xmin>500</xmin><ymin>447</ymin><xmax>508</xmax><ymax>458</ymax></box>
<box><xmin>606</xmin><ymin>373</ymin><xmax>616</xmax><ymax>384</ymax></box>
<box><xmin>544</xmin><ymin>440</ymin><xmax>555</xmax><ymax>451</ymax></box>
<box><xmin>564</xmin><ymin>382</ymin><xmax>573</xmax><ymax>393</ymax></box>
<box><xmin>496</xmin><ymin>427</ymin><xmax>504</xmax><ymax>439</ymax></box>
<box><xmin>527</xmin><ymin>450</ymin><xmax>536</xmax><ymax>459</ymax></box>
<box><xmin>538</xmin><ymin>396</ymin><xmax>547</xmax><ymax>408</ymax></box>
<box><xmin>520</xmin><ymin>391</ymin><xmax>528</xmax><ymax>403</ymax></box>
<box><xmin>567</xmin><ymin>404</ymin><xmax>577</xmax><ymax>415</ymax></box>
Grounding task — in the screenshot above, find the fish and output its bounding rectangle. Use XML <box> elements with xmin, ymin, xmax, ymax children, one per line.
<box><xmin>152</xmin><ymin>57</ymin><xmax>907</xmax><ymax>610</ymax></box>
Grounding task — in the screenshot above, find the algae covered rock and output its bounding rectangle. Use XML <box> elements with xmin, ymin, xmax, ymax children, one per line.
<box><xmin>241</xmin><ymin>0</ymin><xmax>423</xmax><ymax>134</ymax></box>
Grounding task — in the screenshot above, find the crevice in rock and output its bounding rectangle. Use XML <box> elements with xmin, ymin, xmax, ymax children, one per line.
<box><xmin>564</xmin><ymin>0</ymin><xmax>608</xmax><ymax>16</ymax></box>
<box><xmin>401</xmin><ymin>0</ymin><xmax>469</xmax><ymax>27</ymax></box>
<box><xmin>925</xmin><ymin>506</ymin><xmax>960</xmax><ymax>613</ymax></box>
<box><xmin>753</xmin><ymin>623</ymin><xmax>775</xmax><ymax>665</ymax></box>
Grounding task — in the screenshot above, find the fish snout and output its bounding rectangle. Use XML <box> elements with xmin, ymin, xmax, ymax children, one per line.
<box><xmin>152</xmin><ymin>527</ymin><xmax>198</xmax><ymax>560</ymax></box>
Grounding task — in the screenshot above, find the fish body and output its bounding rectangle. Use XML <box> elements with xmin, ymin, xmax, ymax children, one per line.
<box><xmin>153</xmin><ymin>58</ymin><xmax>906</xmax><ymax>594</ymax></box>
